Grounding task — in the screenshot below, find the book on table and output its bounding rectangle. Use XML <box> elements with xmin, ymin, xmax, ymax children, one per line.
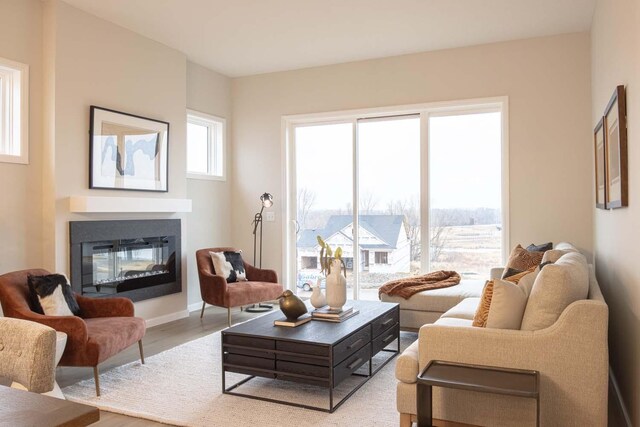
<box><xmin>274</xmin><ymin>313</ymin><xmax>312</xmax><ymax>327</ymax></box>
<box><xmin>311</xmin><ymin>305</ymin><xmax>353</xmax><ymax>319</ymax></box>
<box><xmin>311</xmin><ymin>309</ymin><xmax>359</xmax><ymax>323</ymax></box>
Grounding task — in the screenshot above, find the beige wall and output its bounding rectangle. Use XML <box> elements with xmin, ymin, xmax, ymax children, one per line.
<box><xmin>186</xmin><ymin>61</ymin><xmax>232</xmax><ymax>306</ymax></box>
<box><xmin>46</xmin><ymin>1</ymin><xmax>189</xmax><ymax>321</ymax></box>
<box><xmin>0</xmin><ymin>0</ymin><xmax>43</xmax><ymax>272</ymax></box>
<box><xmin>592</xmin><ymin>0</ymin><xmax>640</xmax><ymax>423</ymax></box>
<box><xmin>230</xmin><ymin>33</ymin><xmax>593</xmax><ymax>277</ymax></box>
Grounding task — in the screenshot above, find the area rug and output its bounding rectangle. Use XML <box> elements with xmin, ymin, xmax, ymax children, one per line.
<box><xmin>62</xmin><ymin>331</ymin><xmax>415</xmax><ymax>427</ymax></box>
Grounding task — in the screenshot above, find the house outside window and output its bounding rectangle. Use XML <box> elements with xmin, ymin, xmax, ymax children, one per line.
<box><xmin>375</xmin><ymin>251</ymin><xmax>389</xmax><ymax>264</ymax></box>
<box><xmin>186</xmin><ymin>110</ymin><xmax>225</xmax><ymax>180</ymax></box>
<box><xmin>0</xmin><ymin>56</ymin><xmax>29</xmax><ymax>164</ymax></box>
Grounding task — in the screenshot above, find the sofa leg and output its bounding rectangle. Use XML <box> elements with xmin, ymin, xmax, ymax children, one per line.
<box><xmin>138</xmin><ymin>340</ymin><xmax>145</xmax><ymax>364</ymax></box>
<box><xmin>93</xmin><ymin>366</ymin><xmax>101</xmax><ymax>397</ymax></box>
<box><xmin>227</xmin><ymin>307</ymin><xmax>231</xmax><ymax>327</ymax></box>
<box><xmin>400</xmin><ymin>413</ymin><xmax>412</xmax><ymax>427</ymax></box>
<box><xmin>200</xmin><ymin>302</ymin><xmax>206</xmax><ymax>319</ymax></box>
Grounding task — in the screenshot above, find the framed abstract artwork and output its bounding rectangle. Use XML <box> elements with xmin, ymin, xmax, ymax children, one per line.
<box><xmin>604</xmin><ymin>86</ymin><xmax>628</xmax><ymax>209</ymax></box>
<box><xmin>594</xmin><ymin>118</ymin><xmax>607</xmax><ymax>209</ymax></box>
<box><xmin>89</xmin><ymin>106</ymin><xmax>169</xmax><ymax>192</ymax></box>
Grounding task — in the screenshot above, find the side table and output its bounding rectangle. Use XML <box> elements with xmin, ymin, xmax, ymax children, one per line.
<box><xmin>416</xmin><ymin>360</ymin><xmax>539</xmax><ymax>427</ymax></box>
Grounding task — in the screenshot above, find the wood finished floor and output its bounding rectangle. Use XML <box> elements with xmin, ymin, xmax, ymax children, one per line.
<box><xmin>54</xmin><ymin>305</ymin><xmax>620</xmax><ymax>427</ymax></box>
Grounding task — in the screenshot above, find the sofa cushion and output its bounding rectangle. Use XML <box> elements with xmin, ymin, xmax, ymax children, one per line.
<box><xmin>395</xmin><ymin>339</ymin><xmax>419</xmax><ymax>383</ymax></box>
<box><xmin>502</xmin><ymin>245</ymin><xmax>544</xmax><ymax>278</ymax></box>
<box><xmin>441</xmin><ymin>298</ymin><xmax>480</xmax><ymax>320</ymax></box>
<box><xmin>433</xmin><ymin>317</ymin><xmax>473</xmax><ymax>327</ymax></box>
<box><xmin>485</xmin><ymin>272</ymin><xmax>537</xmax><ymax>330</ymax></box>
<box><xmin>520</xmin><ymin>252</ymin><xmax>589</xmax><ymax>331</ymax></box>
<box><xmin>379</xmin><ymin>280</ymin><xmax>484</xmax><ymax>313</ymax></box>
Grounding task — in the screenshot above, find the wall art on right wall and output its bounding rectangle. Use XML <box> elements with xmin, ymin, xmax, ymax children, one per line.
<box><xmin>604</xmin><ymin>85</ymin><xmax>628</xmax><ymax>209</ymax></box>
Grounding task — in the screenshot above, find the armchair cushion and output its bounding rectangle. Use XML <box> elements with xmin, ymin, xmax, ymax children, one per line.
<box><xmin>210</xmin><ymin>250</ymin><xmax>248</xmax><ymax>283</ymax></box>
<box><xmin>27</xmin><ymin>273</ymin><xmax>81</xmax><ymax>316</ymax></box>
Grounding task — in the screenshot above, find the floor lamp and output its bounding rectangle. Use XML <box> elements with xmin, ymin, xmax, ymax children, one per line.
<box><xmin>246</xmin><ymin>192</ymin><xmax>274</xmax><ymax>313</ymax></box>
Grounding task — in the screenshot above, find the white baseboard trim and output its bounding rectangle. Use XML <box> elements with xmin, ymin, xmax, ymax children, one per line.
<box><xmin>188</xmin><ymin>301</ymin><xmax>204</xmax><ymax>313</ymax></box>
<box><xmin>610</xmin><ymin>366</ymin><xmax>632</xmax><ymax>427</ymax></box>
<box><xmin>145</xmin><ymin>309</ymin><xmax>189</xmax><ymax>328</ymax></box>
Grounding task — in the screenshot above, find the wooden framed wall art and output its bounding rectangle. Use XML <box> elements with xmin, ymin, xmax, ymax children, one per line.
<box><xmin>604</xmin><ymin>85</ymin><xmax>628</xmax><ymax>209</ymax></box>
<box><xmin>594</xmin><ymin>118</ymin><xmax>607</xmax><ymax>209</ymax></box>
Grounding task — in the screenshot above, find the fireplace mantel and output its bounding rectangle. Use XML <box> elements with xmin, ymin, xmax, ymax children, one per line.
<box><xmin>69</xmin><ymin>196</ymin><xmax>192</xmax><ymax>213</ymax></box>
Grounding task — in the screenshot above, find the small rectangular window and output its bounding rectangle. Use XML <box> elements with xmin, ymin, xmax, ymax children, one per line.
<box><xmin>186</xmin><ymin>110</ymin><xmax>225</xmax><ymax>180</ymax></box>
<box><xmin>375</xmin><ymin>252</ymin><xmax>388</xmax><ymax>264</ymax></box>
<box><xmin>0</xmin><ymin>57</ymin><xmax>29</xmax><ymax>164</ymax></box>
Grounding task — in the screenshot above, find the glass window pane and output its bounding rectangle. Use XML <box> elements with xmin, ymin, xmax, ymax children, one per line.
<box><xmin>187</xmin><ymin>121</ymin><xmax>209</xmax><ymax>174</ymax></box>
<box><xmin>358</xmin><ymin>116</ymin><xmax>421</xmax><ymax>300</ymax></box>
<box><xmin>428</xmin><ymin>112</ymin><xmax>502</xmax><ymax>279</ymax></box>
<box><xmin>295</xmin><ymin>123</ymin><xmax>353</xmax><ymax>298</ymax></box>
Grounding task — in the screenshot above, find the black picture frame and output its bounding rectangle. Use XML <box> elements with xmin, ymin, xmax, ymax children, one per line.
<box><xmin>89</xmin><ymin>106</ymin><xmax>169</xmax><ymax>192</ymax></box>
<box><xmin>604</xmin><ymin>86</ymin><xmax>628</xmax><ymax>209</ymax></box>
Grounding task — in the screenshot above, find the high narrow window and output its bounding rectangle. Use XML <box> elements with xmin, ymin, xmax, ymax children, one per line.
<box><xmin>186</xmin><ymin>110</ymin><xmax>225</xmax><ymax>180</ymax></box>
<box><xmin>0</xmin><ymin>57</ymin><xmax>29</xmax><ymax>164</ymax></box>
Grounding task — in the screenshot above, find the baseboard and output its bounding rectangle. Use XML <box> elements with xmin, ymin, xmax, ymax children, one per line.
<box><xmin>610</xmin><ymin>366</ymin><xmax>633</xmax><ymax>427</ymax></box>
<box><xmin>145</xmin><ymin>309</ymin><xmax>189</xmax><ymax>328</ymax></box>
<box><xmin>187</xmin><ymin>301</ymin><xmax>204</xmax><ymax>313</ymax></box>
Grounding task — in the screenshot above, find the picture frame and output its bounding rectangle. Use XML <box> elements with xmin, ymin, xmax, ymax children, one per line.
<box><xmin>89</xmin><ymin>106</ymin><xmax>169</xmax><ymax>192</ymax></box>
<box><xmin>604</xmin><ymin>86</ymin><xmax>628</xmax><ymax>209</ymax></box>
<box><xmin>594</xmin><ymin>118</ymin><xmax>607</xmax><ymax>209</ymax></box>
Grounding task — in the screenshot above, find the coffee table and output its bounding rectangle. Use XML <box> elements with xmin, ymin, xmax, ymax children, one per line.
<box><xmin>221</xmin><ymin>300</ymin><xmax>400</xmax><ymax>412</ymax></box>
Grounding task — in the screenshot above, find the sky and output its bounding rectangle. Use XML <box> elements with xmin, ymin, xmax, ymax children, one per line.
<box><xmin>295</xmin><ymin>112</ymin><xmax>501</xmax><ymax>212</ymax></box>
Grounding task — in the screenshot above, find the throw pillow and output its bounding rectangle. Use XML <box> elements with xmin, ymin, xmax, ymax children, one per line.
<box><xmin>485</xmin><ymin>268</ymin><xmax>539</xmax><ymax>330</ymax></box>
<box><xmin>526</xmin><ymin>242</ymin><xmax>553</xmax><ymax>252</ymax></box>
<box><xmin>520</xmin><ymin>252</ymin><xmax>589</xmax><ymax>331</ymax></box>
<box><xmin>209</xmin><ymin>251</ymin><xmax>248</xmax><ymax>283</ymax></box>
<box><xmin>501</xmin><ymin>245</ymin><xmax>544</xmax><ymax>279</ymax></box>
<box><xmin>27</xmin><ymin>274</ymin><xmax>81</xmax><ymax>316</ymax></box>
<box><xmin>472</xmin><ymin>266</ymin><xmax>536</xmax><ymax>327</ymax></box>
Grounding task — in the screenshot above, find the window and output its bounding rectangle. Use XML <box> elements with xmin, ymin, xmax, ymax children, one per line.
<box><xmin>374</xmin><ymin>252</ymin><xmax>389</xmax><ymax>264</ymax></box>
<box><xmin>301</xmin><ymin>256</ymin><xmax>318</xmax><ymax>269</ymax></box>
<box><xmin>186</xmin><ymin>110</ymin><xmax>225</xmax><ymax>180</ymax></box>
<box><xmin>0</xmin><ymin>57</ymin><xmax>29</xmax><ymax>164</ymax></box>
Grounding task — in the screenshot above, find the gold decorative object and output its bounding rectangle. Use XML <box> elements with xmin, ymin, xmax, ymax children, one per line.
<box><xmin>278</xmin><ymin>290</ymin><xmax>308</xmax><ymax>320</ymax></box>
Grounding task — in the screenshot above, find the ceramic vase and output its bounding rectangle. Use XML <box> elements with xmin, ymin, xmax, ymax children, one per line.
<box><xmin>310</xmin><ymin>279</ymin><xmax>327</xmax><ymax>309</ymax></box>
<box><xmin>325</xmin><ymin>259</ymin><xmax>347</xmax><ymax>310</ymax></box>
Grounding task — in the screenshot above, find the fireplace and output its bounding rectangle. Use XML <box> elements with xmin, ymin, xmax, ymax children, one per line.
<box><xmin>70</xmin><ymin>219</ymin><xmax>181</xmax><ymax>302</ymax></box>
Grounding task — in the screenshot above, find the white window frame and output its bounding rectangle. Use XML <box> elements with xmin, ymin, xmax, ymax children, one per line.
<box><xmin>186</xmin><ymin>109</ymin><xmax>226</xmax><ymax>181</ymax></box>
<box><xmin>0</xmin><ymin>57</ymin><xmax>29</xmax><ymax>164</ymax></box>
<box><xmin>282</xmin><ymin>96</ymin><xmax>509</xmax><ymax>297</ymax></box>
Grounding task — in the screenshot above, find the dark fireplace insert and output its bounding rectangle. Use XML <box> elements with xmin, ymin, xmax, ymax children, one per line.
<box><xmin>70</xmin><ymin>219</ymin><xmax>181</xmax><ymax>302</ymax></box>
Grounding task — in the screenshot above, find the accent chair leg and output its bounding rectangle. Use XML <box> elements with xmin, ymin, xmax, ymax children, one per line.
<box><xmin>200</xmin><ymin>301</ymin><xmax>206</xmax><ymax>319</ymax></box>
<box><xmin>138</xmin><ymin>340</ymin><xmax>145</xmax><ymax>364</ymax></box>
<box><xmin>227</xmin><ymin>307</ymin><xmax>231</xmax><ymax>327</ymax></box>
<box><xmin>93</xmin><ymin>366</ymin><xmax>101</xmax><ymax>397</ymax></box>
<box><xmin>400</xmin><ymin>413</ymin><xmax>412</xmax><ymax>427</ymax></box>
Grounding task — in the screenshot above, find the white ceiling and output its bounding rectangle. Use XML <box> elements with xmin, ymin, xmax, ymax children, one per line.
<box><xmin>61</xmin><ymin>0</ymin><xmax>596</xmax><ymax>77</ymax></box>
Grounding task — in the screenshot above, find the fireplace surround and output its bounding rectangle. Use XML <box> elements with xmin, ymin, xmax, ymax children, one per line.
<box><xmin>69</xmin><ymin>219</ymin><xmax>181</xmax><ymax>302</ymax></box>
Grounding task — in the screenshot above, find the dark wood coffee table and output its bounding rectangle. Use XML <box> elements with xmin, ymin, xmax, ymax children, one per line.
<box><xmin>221</xmin><ymin>300</ymin><xmax>400</xmax><ymax>412</ymax></box>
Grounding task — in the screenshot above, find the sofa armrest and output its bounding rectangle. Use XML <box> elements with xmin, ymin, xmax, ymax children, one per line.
<box><xmin>244</xmin><ymin>263</ymin><xmax>278</xmax><ymax>283</ymax></box>
<box><xmin>395</xmin><ymin>339</ymin><xmax>419</xmax><ymax>384</ymax></box>
<box><xmin>76</xmin><ymin>294</ymin><xmax>134</xmax><ymax>318</ymax></box>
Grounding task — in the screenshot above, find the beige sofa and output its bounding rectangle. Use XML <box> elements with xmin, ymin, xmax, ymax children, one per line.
<box><xmin>392</xmin><ymin>245</ymin><xmax>609</xmax><ymax>426</ymax></box>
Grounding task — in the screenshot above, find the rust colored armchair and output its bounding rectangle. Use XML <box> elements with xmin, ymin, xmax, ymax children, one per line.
<box><xmin>196</xmin><ymin>247</ymin><xmax>283</xmax><ymax>326</ymax></box>
<box><xmin>0</xmin><ymin>269</ymin><xmax>146</xmax><ymax>396</ymax></box>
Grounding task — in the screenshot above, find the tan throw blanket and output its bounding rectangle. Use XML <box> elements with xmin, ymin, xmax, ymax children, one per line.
<box><xmin>378</xmin><ymin>270</ymin><xmax>461</xmax><ymax>299</ymax></box>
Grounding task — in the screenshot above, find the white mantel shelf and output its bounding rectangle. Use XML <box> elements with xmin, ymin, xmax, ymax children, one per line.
<box><xmin>69</xmin><ymin>196</ymin><xmax>192</xmax><ymax>213</ymax></box>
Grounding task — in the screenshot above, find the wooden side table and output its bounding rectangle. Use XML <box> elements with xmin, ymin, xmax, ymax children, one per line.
<box><xmin>417</xmin><ymin>360</ymin><xmax>540</xmax><ymax>427</ymax></box>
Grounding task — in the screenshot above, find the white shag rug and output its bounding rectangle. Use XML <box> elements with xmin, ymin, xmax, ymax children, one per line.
<box><xmin>62</xmin><ymin>331</ymin><xmax>415</xmax><ymax>427</ymax></box>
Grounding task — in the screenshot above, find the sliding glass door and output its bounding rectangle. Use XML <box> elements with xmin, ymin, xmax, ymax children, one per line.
<box><xmin>288</xmin><ymin>101</ymin><xmax>506</xmax><ymax>299</ymax></box>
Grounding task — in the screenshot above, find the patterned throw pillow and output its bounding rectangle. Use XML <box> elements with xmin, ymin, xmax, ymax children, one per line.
<box><xmin>501</xmin><ymin>244</ymin><xmax>545</xmax><ymax>279</ymax></box>
<box><xmin>27</xmin><ymin>274</ymin><xmax>81</xmax><ymax>316</ymax></box>
<box><xmin>526</xmin><ymin>242</ymin><xmax>553</xmax><ymax>252</ymax></box>
<box><xmin>209</xmin><ymin>251</ymin><xmax>248</xmax><ymax>283</ymax></box>
<box><xmin>472</xmin><ymin>266</ymin><xmax>536</xmax><ymax>327</ymax></box>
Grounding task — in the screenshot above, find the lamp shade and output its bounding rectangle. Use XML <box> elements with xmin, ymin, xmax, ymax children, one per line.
<box><xmin>260</xmin><ymin>192</ymin><xmax>274</xmax><ymax>208</ymax></box>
